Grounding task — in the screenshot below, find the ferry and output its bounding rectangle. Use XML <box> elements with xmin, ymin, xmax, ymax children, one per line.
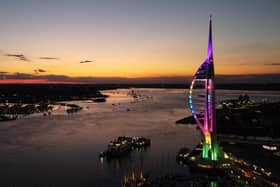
<box><xmin>100</xmin><ymin>138</ymin><xmax>132</xmax><ymax>158</ymax></box>
<box><xmin>99</xmin><ymin>136</ymin><xmax>151</xmax><ymax>159</ymax></box>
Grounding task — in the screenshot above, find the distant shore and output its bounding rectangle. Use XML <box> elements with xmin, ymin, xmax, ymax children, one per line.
<box><xmin>0</xmin><ymin>84</ymin><xmax>108</xmax><ymax>121</ymax></box>
<box><xmin>176</xmin><ymin>101</ymin><xmax>280</xmax><ymax>138</ymax></box>
<box><xmin>1</xmin><ymin>83</ymin><xmax>280</xmax><ymax>91</ymax></box>
<box><xmin>96</xmin><ymin>83</ymin><xmax>280</xmax><ymax>91</ymax></box>
<box><xmin>0</xmin><ymin>84</ymin><xmax>107</xmax><ymax>103</ymax></box>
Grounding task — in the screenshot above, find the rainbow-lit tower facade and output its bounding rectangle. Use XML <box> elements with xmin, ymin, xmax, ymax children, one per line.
<box><xmin>189</xmin><ymin>16</ymin><xmax>219</xmax><ymax>161</ymax></box>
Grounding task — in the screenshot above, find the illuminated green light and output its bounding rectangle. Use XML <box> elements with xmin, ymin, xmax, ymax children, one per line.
<box><xmin>202</xmin><ymin>142</ymin><xmax>210</xmax><ymax>159</ymax></box>
<box><xmin>210</xmin><ymin>181</ymin><xmax>218</xmax><ymax>187</ymax></box>
<box><xmin>211</xmin><ymin>143</ymin><xmax>219</xmax><ymax>161</ymax></box>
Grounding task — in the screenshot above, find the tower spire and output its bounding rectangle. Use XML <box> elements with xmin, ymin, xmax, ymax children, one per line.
<box><xmin>207</xmin><ymin>15</ymin><xmax>213</xmax><ymax>61</ymax></box>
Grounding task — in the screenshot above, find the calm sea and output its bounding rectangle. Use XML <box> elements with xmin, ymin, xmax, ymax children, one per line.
<box><xmin>0</xmin><ymin>89</ymin><xmax>279</xmax><ymax>186</ymax></box>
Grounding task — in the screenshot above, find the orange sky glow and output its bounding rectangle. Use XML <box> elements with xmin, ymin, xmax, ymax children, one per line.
<box><xmin>0</xmin><ymin>1</ymin><xmax>279</xmax><ymax>84</ymax></box>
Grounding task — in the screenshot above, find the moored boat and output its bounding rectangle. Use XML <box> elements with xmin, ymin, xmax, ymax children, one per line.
<box><xmin>99</xmin><ymin>136</ymin><xmax>151</xmax><ymax>159</ymax></box>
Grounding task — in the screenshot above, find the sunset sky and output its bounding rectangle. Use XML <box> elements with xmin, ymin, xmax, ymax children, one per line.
<box><xmin>0</xmin><ymin>0</ymin><xmax>279</xmax><ymax>83</ymax></box>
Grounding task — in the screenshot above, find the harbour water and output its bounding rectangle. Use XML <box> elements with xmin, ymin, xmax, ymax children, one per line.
<box><xmin>0</xmin><ymin>89</ymin><xmax>279</xmax><ymax>186</ymax></box>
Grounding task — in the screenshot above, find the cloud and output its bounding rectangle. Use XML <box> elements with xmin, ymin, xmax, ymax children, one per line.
<box><xmin>264</xmin><ymin>63</ymin><xmax>280</xmax><ymax>66</ymax></box>
<box><xmin>39</xmin><ymin>57</ymin><xmax>59</xmax><ymax>60</ymax></box>
<box><xmin>0</xmin><ymin>79</ymin><xmax>81</xmax><ymax>84</ymax></box>
<box><xmin>38</xmin><ymin>69</ymin><xmax>46</xmax><ymax>73</ymax></box>
<box><xmin>5</xmin><ymin>54</ymin><xmax>29</xmax><ymax>61</ymax></box>
<box><xmin>217</xmin><ymin>63</ymin><xmax>247</xmax><ymax>66</ymax></box>
<box><xmin>34</xmin><ymin>69</ymin><xmax>47</xmax><ymax>74</ymax></box>
<box><xmin>80</xmin><ymin>60</ymin><xmax>95</xmax><ymax>64</ymax></box>
<box><xmin>0</xmin><ymin>71</ymin><xmax>8</xmax><ymax>74</ymax></box>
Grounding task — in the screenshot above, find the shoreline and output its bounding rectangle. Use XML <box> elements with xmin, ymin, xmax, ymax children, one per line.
<box><xmin>176</xmin><ymin>101</ymin><xmax>280</xmax><ymax>138</ymax></box>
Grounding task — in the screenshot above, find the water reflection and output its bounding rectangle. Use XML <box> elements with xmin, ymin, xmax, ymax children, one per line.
<box><xmin>0</xmin><ymin>89</ymin><xmax>279</xmax><ymax>186</ymax></box>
